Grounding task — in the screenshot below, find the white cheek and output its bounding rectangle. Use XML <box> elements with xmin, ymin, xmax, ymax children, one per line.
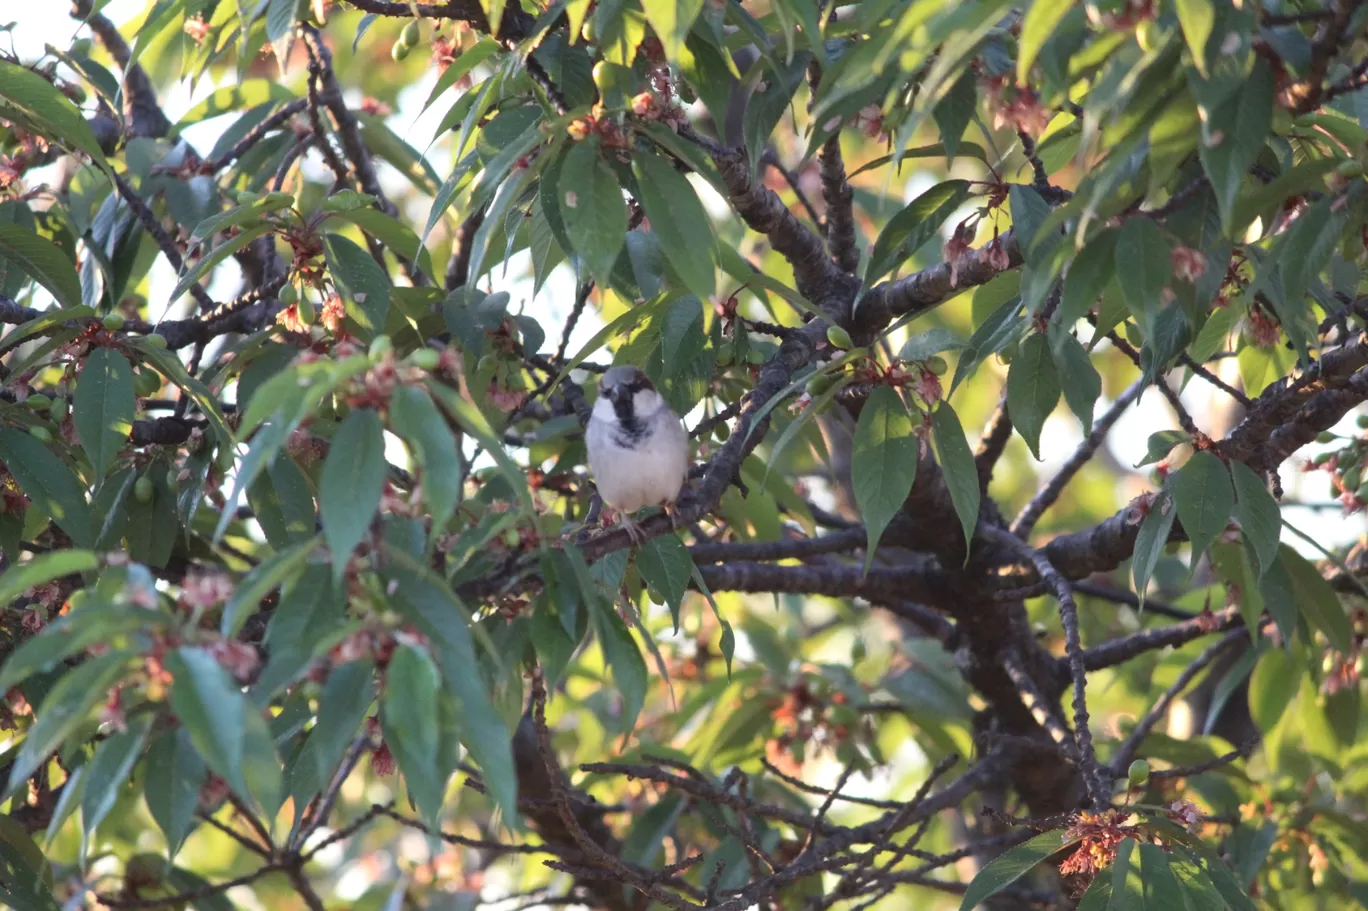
<box><xmin>591</xmin><ymin>395</ymin><xmax>616</xmax><ymax>422</ymax></box>
<box><xmin>633</xmin><ymin>388</ymin><xmax>661</xmax><ymax>416</ymax></box>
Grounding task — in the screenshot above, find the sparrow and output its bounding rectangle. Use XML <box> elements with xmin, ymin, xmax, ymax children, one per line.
<box><xmin>585</xmin><ymin>366</ymin><xmax>690</xmax><ymax>542</ymax></box>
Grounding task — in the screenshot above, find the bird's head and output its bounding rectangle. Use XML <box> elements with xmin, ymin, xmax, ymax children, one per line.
<box><xmin>597</xmin><ymin>365</ymin><xmax>663</xmax><ymax>423</ymax></box>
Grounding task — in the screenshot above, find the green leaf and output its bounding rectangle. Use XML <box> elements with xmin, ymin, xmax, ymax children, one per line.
<box><xmin>852</xmin><ymin>386</ymin><xmax>918</xmax><ymax>572</ymax></box>
<box><xmin>633</xmin><ymin>152</ymin><xmax>717</xmax><ymax>300</ymax></box>
<box><xmin>4</xmin><ymin>652</ymin><xmax>129</xmax><ymax>799</ymax></box>
<box><xmin>558</xmin><ymin>138</ymin><xmax>628</xmax><ymax>286</ymax></box>
<box><xmin>166</xmin><ymin>223</ymin><xmax>274</xmax><ymax>307</ymax></box>
<box><xmin>145</xmin><ymin>728</ymin><xmax>206</xmax><ymax>861</ymax></box>
<box><xmin>641</xmin><ymin>0</ymin><xmax>705</xmax><ymax>64</ymax></box>
<box><xmin>1199</xmin><ymin>59</ymin><xmax>1273</xmax><ymax>230</ymax></box>
<box><xmin>319</xmin><ymin>408</ymin><xmax>387</xmax><ymax>576</ymax></box>
<box><xmin>1174</xmin><ymin>0</ymin><xmax>1214</xmax><ymax>77</ymax></box>
<box><xmin>265</xmin><ymin>0</ymin><xmax>300</xmax><ymax>73</ymax></box>
<box><xmin>593</xmin><ymin>598</ymin><xmax>649</xmax><ymax>734</ymax></box>
<box><xmin>248</xmin><ymin>457</ymin><xmax>316</xmax><ymax>551</ymax></box>
<box><xmin>0</xmin><ymin>224</ymin><xmax>83</xmax><ymax>311</ymax></box>
<box><xmin>324</xmin><ymin>233</ymin><xmax>393</xmax><ymax>340</ymax></box>
<box><xmin>1172</xmin><ymin>450</ymin><xmax>1234</xmax><ymax>565</ymax></box>
<box><xmin>81</xmin><ymin>716</ymin><xmax>152</xmax><ymax>839</ymax></box>
<box><xmin>637</xmin><ymin>533</ymin><xmax>693</xmax><ymax>631</ymax></box>
<box><xmin>898</xmin><ymin>328</ymin><xmax>964</xmax><ymax>363</ymax></box>
<box><xmin>383</xmin><ymin>644</ymin><xmax>445</xmax><ymax>824</ymax></box>
<box><xmin>1009</xmin><ymin>185</ymin><xmax>1052</xmax><ymax>261</ymax></box>
<box><xmin>0</xmin><ymin>59</ymin><xmax>112</xmax><ymax>181</ymax></box>
<box><xmin>166</xmin><ymin>647</ymin><xmax>251</xmax><ymax>805</ymax></box>
<box><xmin>929</xmin><ymin>403</ymin><xmax>980</xmax><ymax>559</ymax></box>
<box><xmin>389</xmin><ymin>386</ymin><xmax>461</xmax><ymax>548</ymax></box>
<box><xmin>0</xmin><ymin>818</ymin><xmax>59</xmax><ymax>911</ymax></box>
<box><xmin>950</xmin><ymin>295</ymin><xmax>1026</xmax><ymax>393</ymax></box>
<box><xmin>1049</xmin><ymin>327</ymin><xmax>1100</xmax><ymax>431</ymax></box>
<box><xmin>1134</xmin><ymin>430</ymin><xmax>1191</xmax><ymax>468</ymax></box>
<box><xmin>305</xmin><ymin>660</ymin><xmax>374</xmax><ymax>804</ymax></box>
<box><xmin>1017</xmin><ymin>0</ymin><xmax>1077</xmax><ymax>85</ymax></box>
<box><xmin>0</xmin><ymin>429</ymin><xmax>93</xmax><ymax>547</ymax></box>
<box><xmin>1229</xmin><ymin>462</ymin><xmax>1278</xmax><ymax>578</ymax></box>
<box><xmin>863</xmin><ymin>180</ymin><xmax>972</xmax><ymax>285</ymax></box>
<box><xmin>221</xmin><ymin>537</ymin><xmax>319</xmax><ymax>636</ymax></box>
<box><xmin>743</xmin><ymin>55</ymin><xmax>809</xmax><ymax>175</ymax></box>
<box><xmin>1274</xmin><ymin>544</ymin><xmax>1352</xmax><ymax>653</ymax></box>
<box><xmin>73</xmin><ymin>347</ymin><xmax>135</xmax><ymax>480</ymax></box>
<box><xmin>1059</xmin><ymin>229</ymin><xmax>1116</xmax><ymax>327</ymax></box>
<box><xmin>1133</xmin><ymin>485</ymin><xmax>1177</xmax><ymax>601</ymax></box>
<box><xmin>932</xmin><ymin>68</ymin><xmax>977</xmax><ymax>160</ymax></box>
<box><xmin>960</xmin><ymin>828</ymin><xmax>1080</xmax><ymax>910</ymax></box>
<box><xmin>187</xmin><ymin>193</ymin><xmax>294</xmax><ymax>248</ymax></box>
<box><xmin>1140</xmin><ymin>842</ymin><xmax>1190</xmax><ymax>911</ymax></box>
<box><xmin>1114</xmin><ymin>218</ymin><xmax>1170</xmax><ymax>334</ymax></box>
<box><xmin>0</xmin><ymin>550</ymin><xmax>97</xmax><ymax>618</ymax></box>
<box><xmin>382</xmin><ymin>556</ymin><xmax>517</xmax><ymax>821</ymax></box>
<box><xmin>1006</xmin><ymin>333</ymin><xmax>1060</xmax><ymax>460</ymax></box>
<box><xmin>0</xmin><ymin>600</ymin><xmax>154</xmax><ymax>693</ymax></box>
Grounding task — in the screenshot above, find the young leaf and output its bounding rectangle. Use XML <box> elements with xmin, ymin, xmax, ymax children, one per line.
<box><xmin>929</xmin><ymin>403</ymin><xmax>980</xmax><ymax>558</ymax></box>
<box><xmin>319</xmin><ymin>408</ymin><xmax>387</xmax><ymax>577</ymax></box>
<box><xmin>960</xmin><ymin>828</ymin><xmax>1081</xmax><ymax>910</ymax></box>
<box><xmin>640</xmin><ymin>0</ymin><xmax>705</xmax><ymax>64</ymax></box>
<box><xmin>1009</xmin><ymin>185</ymin><xmax>1051</xmax><ymax>261</ymax></box>
<box><xmin>863</xmin><ymin>180</ymin><xmax>972</xmax><ymax>284</ymax></box>
<box><xmin>324</xmin><ymin>233</ymin><xmax>392</xmax><ymax>340</ymax></box>
<box><xmin>73</xmin><ymin>347</ymin><xmax>134</xmax><ymax>479</ymax></box>
<box><xmin>1049</xmin><ymin>328</ymin><xmax>1100</xmax><ymax>431</ymax></box>
<box><xmin>1133</xmin><ymin>485</ymin><xmax>1177</xmax><ymax>601</ymax></box>
<box><xmin>1274</xmin><ymin>544</ymin><xmax>1352</xmax><ymax>653</ymax></box>
<box><xmin>81</xmin><ymin>716</ymin><xmax>152</xmax><ymax>839</ymax></box>
<box><xmin>1199</xmin><ymin>59</ymin><xmax>1273</xmax><ymax>229</ymax></box>
<box><xmin>1173</xmin><ymin>0</ymin><xmax>1215</xmax><ymax>77</ymax></box>
<box><xmin>389</xmin><ymin>385</ymin><xmax>461</xmax><ymax>547</ymax></box>
<box><xmin>0</xmin><ymin>550</ymin><xmax>98</xmax><ymax>613</ymax></box>
<box><xmin>0</xmin><ymin>224</ymin><xmax>83</xmax><ymax>311</ymax></box>
<box><xmin>0</xmin><ymin>59</ymin><xmax>113</xmax><ymax>181</ymax></box>
<box><xmin>852</xmin><ymin>386</ymin><xmax>918</xmax><ymax>571</ymax></box>
<box><xmin>558</xmin><ymin>138</ymin><xmax>628</xmax><ymax>287</ymax></box>
<box><xmin>637</xmin><ymin>532</ymin><xmax>693</xmax><ymax>631</ymax></box>
<box><xmin>1229</xmin><ymin>461</ymin><xmax>1279</xmax><ymax>577</ymax></box>
<box><xmin>1114</xmin><ymin>218</ymin><xmax>1170</xmax><ymax>334</ymax></box>
<box><xmin>382</xmin><ymin>644</ymin><xmax>445</xmax><ymax>824</ymax></box>
<box><xmin>593</xmin><ymin>599</ymin><xmax>649</xmax><ymax>734</ymax></box>
<box><xmin>3</xmin><ymin>652</ymin><xmax>129</xmax><ymax>800</ymax></box>
<box><xmin>632</xmin><ymin>152</ymin><xmax>717</xmax><ymax>300</ymax></box>
<box><xmin>0</xmin><ymin>428</ymin><xmax>93</xmax><ymax>547</ymax></box>
<box><xmin>144</xmin><ymin>728</ymin><xmax>207</xmax><ymax>861</ymax></box>
<box><xmin>1172</xmin><ymin>450</ymin><xmax>1233</xmax><ymax>565</ymax></box>
<box><xmin>1006</xmin><ymin>333</ymin><xmax>1060</xmax><ymax>460</ymax></box>
<box><xmin>1134</xmin><ymin>430</ymin><xmax>1192</xmax><ymax>468</ymax></box>
<box><xmin>1017</xmin><ymin>0</ymin><xmax>1077</xmax><ymax>86</ymax></box>
<box><xmin>166</xmin><ymin>647</ymin><xmax>250</xmax><ymax>805</ymax></box>
<box><xmin>1058</xmin><ymin>228</ymin><xmax>1117</xmax><ymax>327</ymax></box>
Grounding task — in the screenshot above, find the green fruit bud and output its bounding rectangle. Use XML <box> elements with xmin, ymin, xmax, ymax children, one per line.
<box><xmin>408</xmin><ymin>348</ymin><xmax>440</xmax><ymax>370</ymax></box>
<box><xmin>28</xmin><ymin>426</ymin><xmax>52</xmax><ymax>443</ymax></box>
<box><xmin>369</xmin><ymin>335</ymin><xmax>393</xmax><ymax>361</ymax></box>
<box><xmin>581</xmin><ymin>17</ymin><xmax>598</xmax><ymax>43</ymax></box>
<box><xmin>1337</xmin><ymin>159</ymin><xmax>1365</xmax><ymax>179</ymax></box>
<box><xmin>925</xmin><ymin>355</ymin><xmax>948</xmax><ymax>375</ymax></box>
<box><xmin>143</xmin><ymin>334</ymin><xmax>168</xmax><ymax>349</ymax></box>
<box><xmin>1127</xmin><ymin>759</ymin><xmax>1150</xmax><ymax>786</ymax></box>
<box><xmin>135</xmin><ymin>369</ymin><xmax>162</xmax><ymax>398</ymax></box>
<box><xmin>826</xmin><ymin>324</ymin><xmax>854</xmax><ymax>350</ymax></box>
<box><xmin>1323</xmin><ymin>652</ymin><xmax>1337</xmax><ymax>673</ymax></box>
<box><xmin>102</xmin><ymin>312</ymin><xmax>126</xmax><ymax>331</ymax></box>
<box><xmin>1342</xmin><ymin>466</ymin><xmax>1361</xmax><ymax>490</ymax></box>
<box><xmin>134</xmin><ymin>476</ymin><xmax>155</xmax><ymax>504</ymax></box>
<box><xmin>51</xmin><ymin>398</ymin><xmax>68</xmax><ymax>422</ymax></box>
<box><xmin>715</xmin><ymin>346</ymin><xmax>734</xmax><ymax>367</ymax></box>
<box><xmin>392</xmin><ymin>40</ymin><xmax>411</xmax><ymax>61</ymax></box>
<box><xmin>1272</xmin><ymin>108</ymin><xmax>1294</xmax><ymax>134</ymax></box>
<box><xmin>808</xmin><ymin>372</ymin><xmax>838</xmax><ymax>396</ymax></box>
<box><xmin>1313</xmin><ymin>451</ymin><xmax>1335</xmax><ymax>466</ymax></box>
<box><xmin>1135</xmin><ymin>19</ymin><xmax>1158</xmax><ymax>52</ymax></box>
<box><xmin>746</xmin><ymin>348</ymin><xmax>766</xmax><ymax>365</ymax></box>
<box><xmin>400</xmin><ymin>20</ymin><xmax>421</xmax><ymax>47</ymax></box>
<box><xmin>502</xmin><ymin>528</ymin><xmax>520</xmax><ymax>547</ymax></box>
<box><xmin>1317</xmin><ymin>431</ymin><xmax>1337</xmax><ymax>444</ymax></box>
<box><xmin>278</xmin><ymin>284</ymin><xmax>298</xmax><ymax>306</ymax></box>
<box><xmin>1357</xmin><ymin>414</ymin><xmax>1368</xmax><ymax>429</ymax></box>
<box><xmin>24</xmin><ymin>395</ymin><xmax>51</xmax><ymax>412</ymax></box>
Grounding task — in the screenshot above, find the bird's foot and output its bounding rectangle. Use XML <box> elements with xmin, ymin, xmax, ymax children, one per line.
<box><xmin>601</xmin><ymin>506</ymin><xmax>647</xmax><ymax>545</ymax></box>
<box><xmin>662</xmin><ymin>501</ymin><xmax>681</xmax><ymax>529</ymax></box>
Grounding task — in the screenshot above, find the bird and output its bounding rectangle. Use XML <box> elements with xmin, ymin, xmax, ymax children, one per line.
<box><xmin>585</xmin><ymin>365</ymin><xmax>690</xmax><ymax>543</ymax></box>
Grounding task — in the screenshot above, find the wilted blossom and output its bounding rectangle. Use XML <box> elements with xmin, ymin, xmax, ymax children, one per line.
<box><xmin>913</xmin><ymin>368</ymin><xmax>942</xmax><ymax>405</ymax></box>
<box><xmin>371</xmin><ymin>740</ymin><xmax>396</xmax><ymax>776</ymax></box>
<box><xmin>1168</xmin><ymin>799</ymin><xmax>1202</xmax><ymax>831</ymax></box>
<box><xmin>276</xmin><ymin>302</ymin><xmax>309</xmax><ymax>334</ymax></box>
<box><xmin>1243</xmin><ymin>306</ymin><xmax>1282</xmax><ymax>348</ymax></box>
<box><xmin>180</xmin><ymin>570</ymin><xmax>235</xmax><ymax>611</ymax></box>
<box><xmin>98</xmin><ymin>687</ymin><xmax>127</xmax><ymax>733</ymax></box>
<box><xmin>1058</xmin><ymin>810</ymin><xmax>1137</xmax><ymax>877</ymax></box>
<box><xmin>321</xmin><ymin>293</ymin><xmax>347</xmax><ymax>335</ymax></box>
<box><xmin>943</xmin><ymin>219</ymin><xmax>977</xmax><ymax>288</ymax></box>
<box><xmin>1171</xmin><ymin>245</ymin><xmax>1207</xmax><ymax>283</ymax></box>
<box><xmin>209</xmin><ymin>639</ymin><xmax>261</xmax><ymax>684</ymax></box>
